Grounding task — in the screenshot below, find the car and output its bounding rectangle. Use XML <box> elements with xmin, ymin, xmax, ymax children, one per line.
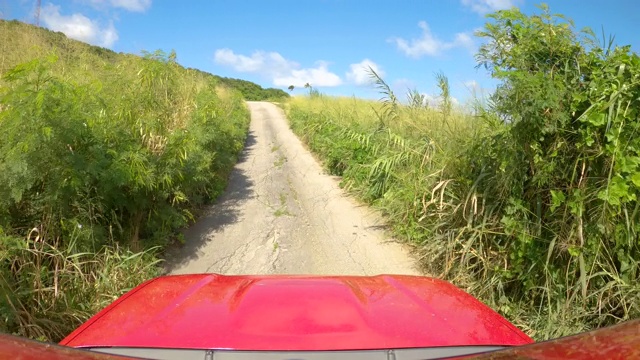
<box><xmin>58</xmin><ymin>273</ymin><xmax>532</xmax><ymax>358</ymax></box>
<box><xmin>1</xmin><ymin>274</ymin><xmax>639</xmax><ymax>359</ymax></box>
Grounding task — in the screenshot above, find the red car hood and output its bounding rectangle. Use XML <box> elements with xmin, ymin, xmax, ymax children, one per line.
<box><xmin>61</xmin><ymin>274</ymin><xmax>532</xmax><ymax>351</ymax></box>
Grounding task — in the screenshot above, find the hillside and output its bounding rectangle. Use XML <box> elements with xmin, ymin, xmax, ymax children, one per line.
<box><xmin>0</xmin><ymin>20</ymin><xmax>288</xmax><ymax>101</ymax></box>
<box><xmin>0</xmin><ymin>19</ymin><xmax>253</xmax><ymax>341</ymax></box>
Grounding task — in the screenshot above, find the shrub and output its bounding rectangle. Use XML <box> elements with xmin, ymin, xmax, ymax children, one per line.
<box><xmin>286</xmin><ymin>5</ymin><xmax>640</xmax><ymax>339</ymax></box>
<box><xmin>0</xmin><ymin>22</ymin><xmax>250</xmax><ymax>341</ymax></box>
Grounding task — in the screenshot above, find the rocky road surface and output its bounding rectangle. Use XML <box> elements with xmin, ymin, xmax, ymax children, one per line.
<box><xmin>166</xmin><ymin>101</ymin><xmax>419</xmax><ymax>275</ymax></box>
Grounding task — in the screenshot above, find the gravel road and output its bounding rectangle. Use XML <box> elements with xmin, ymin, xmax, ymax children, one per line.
<box><xmin>166</xmin><ymin>101</ymin><xmax>420</xmax><ymax>275</ymax></box>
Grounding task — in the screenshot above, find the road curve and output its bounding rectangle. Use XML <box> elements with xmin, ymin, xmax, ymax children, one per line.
<box><xmin>166</xmin><ymin>101</ymin><xmax>420</xmax><ymax>275</ymax></box>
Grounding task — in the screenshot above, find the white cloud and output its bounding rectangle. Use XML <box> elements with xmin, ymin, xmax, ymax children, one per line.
<box><xmin>346</xmin><ymin>59</ymin><xmax>384</xmax><ymax>86</ymax></box>
<box><xmin>214</xmin><ymin>49</ymin><xmax>287</xmax><ymax>73</ymax></box>
<box><xmin>214</xmin><ymin>49</ymin><xmax>342</xmax><ymax>87</ymax></box>
<box><xmin>454</xmin><ymin>32</ymin><xmax>474</xmax><ymax>49</ymax></box>
<box><xmin>461</xmin><ymin>0</ymin><xmax>522</xmax><ymax>14</ymax></box>
<box><xmin>41</xmin><ymin>4</ymin><xmax>118</xmax><ymax>47</ymax></box>
<box><xmin>423</xmin><ymin>93</ymin><xmax>440</xmax><ymax>108</ymax></box>
<box><xmin>273</xmin><ymin>62</ymin><xmax>342</xmax><ymax>87</ymax></box>
<box><xmin>85</xmin><ymin>0</ymin><xmax>152</xmax><ymax>12</ymax></box>
<box><xmin>462</xmin><ymin>80</ymin><xmax>493</xmax><ymax>100</ymax></box>
<box><xmin>390</xmin><ymin>21</ymin><xmax>474</xmax><ymax>58</ymax></box>
<box><xmin>464</xmin><ymin>80</ymin><xmax>480</xmax><ymax>91</ymax></box>
<box><xmin>423</xmin><ymin>93</ymin><xmax>460</xmax><ymax>108</ymax></box>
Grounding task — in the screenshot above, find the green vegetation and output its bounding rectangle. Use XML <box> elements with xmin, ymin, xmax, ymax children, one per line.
<box><xmin>184</xmin><ymin>66</ymin><xmax>289</xmax><ymax>101</ymax></box>
<box><xmin>274</xmin><ymin>154</ymin><xmax>287</xmax><ymax>168</ymax></box>
<box><xmin>0</xmin><ymin>19</ymin><xmax>288</xmax><ymax>102</ymax></box>
<box><xmin>211</xmin><ymin>76</ymin><xmax>289</xmax><ymax>101</ymax></box>
<box><xmin>0</xmin><ymin>20</ymin><xmax>250</xmax><ymax>340</ymax></box>
<box><xmin>287</xmin><ymin>5</ymin><xmax>640</xmax><ymax>340</ymax></box>
<box><xmin>273</xmin><ymin>193</ymin><xmax>292</xmax><ymax>217</ymax></box>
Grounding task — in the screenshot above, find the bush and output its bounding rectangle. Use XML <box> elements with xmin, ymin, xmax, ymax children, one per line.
<box><xmin>286</xmin><ymin>5</ymin><xmax>640</xmax><ymax>339</ymax></box>
<box><xmin>0</xmin><ymin>23</ymin><xmax>250</xmax><ymax>341</ymax></box>
<box><xmin>0</xmin><ymin>52</ymin><xmax>249</xmax><ymax>251</ymax></box>
<box><xmin>465</xmin><ymin>4</ymin><xmax>640</xmax><ymax>335</ymax></box>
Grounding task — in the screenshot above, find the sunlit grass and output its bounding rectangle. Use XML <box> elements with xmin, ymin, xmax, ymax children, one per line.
<box><xmin>287</xmin><ymin>89</ymin><xmax>640</xmax><ymax>340</ymax></box>
<box><xmin>0</xmin><ymin>20</ymin><xmax>250</xmax><ymax>341</ymax></box>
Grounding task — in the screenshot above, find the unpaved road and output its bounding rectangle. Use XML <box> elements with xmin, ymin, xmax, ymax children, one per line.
<box><xmin>166</xmin><ymin>102</ymin><xmax>419</xmax><ymax>275</ymax></box>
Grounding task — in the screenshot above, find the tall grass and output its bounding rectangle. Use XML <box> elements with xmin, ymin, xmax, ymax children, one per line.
<box><xmin>1</xmin><ymin>233</ymin><xmax>160</xmax><ymax>341</ymax></box>
<box><xmin>0</xmin><ymin>20</ymin><xmax>250</xmax><ymax>341</ymax></box>
<box><xmin>286</xmin><ymin>20</ymin><xmax>640</xmax><ymax>339</ymax></box>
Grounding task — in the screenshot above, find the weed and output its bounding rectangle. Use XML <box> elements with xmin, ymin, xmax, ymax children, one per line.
<box><xmin>0</xmin><ymin>233</ymin><xmax>160</xmax><ymax>341</ymax></box>
<box><xmin>273</xmin><ymin>193</ymin><xmax>292</xmax><ymax>217</ymax></box>
<box><xmin>274</xmin><ymin>155</ymin><xmax>287</xmax><ymax>168</ymax></box>
<box><xmin>274</xmin><ymin>208</ymin><xmax>292</xmax><ymax>217</ymax></box>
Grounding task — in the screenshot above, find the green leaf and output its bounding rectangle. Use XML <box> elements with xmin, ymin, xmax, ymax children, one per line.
<box><xmin>568</xmin><ymin>245</ymin><xmax>581</xmax><ymax>257</ymax></box>
<box><xmin>586</xmin><ymin>112</ymin><xmax>607</xmax><ymax>126</ymax></box>
<box><xmin>631</xmin><ymin>173</ymin><xmax>640</xmax><ymax>188</ymax></box>
<box><xmin>42</xmin><ymin>126</ymin><xmax>53</xmax><ymax>140</ymax></box>
<box><xmin>550</xmin><ymin>190</ymin><xmax>565</xmax><ymax>212</ymax></box>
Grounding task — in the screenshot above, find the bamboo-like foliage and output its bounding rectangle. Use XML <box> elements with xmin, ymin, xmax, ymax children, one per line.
<box><xmin>367</xmin><ymin>66</ymin><xmax>398</xmax><ymax>129</ymax></box>
<box><xmin>435</xmin><ymin>71</ymin><xmax>451</xmax><ymax>123</ymax></box>
<box><xmin>287</xmin><ymin>5</ymin><xmax>640</xmax><ymax>340</ymax></box>
<box><xmin>0</xmin><ymin>21</ymin><xmax>250</xmax><ymax>341</ymax></box>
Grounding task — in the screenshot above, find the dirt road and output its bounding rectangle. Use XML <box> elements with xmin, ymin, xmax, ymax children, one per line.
<box><xmin>166</xmin><ymin>101</ymin><xmax>419</xmax><ymax>275</ymax></box>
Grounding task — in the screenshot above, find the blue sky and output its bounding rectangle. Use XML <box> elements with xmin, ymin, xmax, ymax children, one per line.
<box><xmin>4</xmin><ymin>0</ymin><xmax>640</xmax><ymax>103</ymax></box>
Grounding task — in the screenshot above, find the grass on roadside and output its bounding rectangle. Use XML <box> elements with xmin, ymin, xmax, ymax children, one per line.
<box><xmin>286</xmin><ymin>90</ymin><xmax>639</xmax><ymax>340</ymax></box>
<box><xmin>0</xmin><ymin>20</ymin><xmax>250</xmax><ymax>342</ymax></box>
